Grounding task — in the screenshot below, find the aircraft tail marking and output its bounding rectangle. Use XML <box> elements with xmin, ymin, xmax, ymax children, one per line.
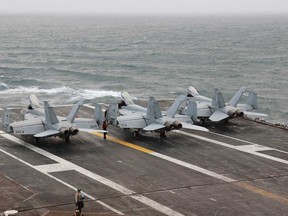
<box><xmin>2</xmin><ymin>109</ymin><xmax>12</xmax><ymax>132</ymax></box>
<box><xmin>94</xmin><ymin>104</ymin><xmax>103</xmax><ymax>125</ymax></box>
<box><xmin>147</xmin><ymin>97</ymin><xmax>162</xmax><ymax>119</ymax></box>
<box><xmin>211</xmin><ymin>89</ymin><xmax>226</xmax><ymax>108</ymax></box>
<box><xmin>186</xmin><ymin>101</ymin><xmax>198</xmax><ymax>122</ymax></box>
<box><xmin>247</xmin><ymin>91</ymin><xmax>257</xmax><ymax>109</ymax></box>
<box><xmin>44</xmin><ymin>101</ymin><xmax>59</xmax><ymax>124</ymax></box>
<box><xmin>106</xmin><ymin>104</ymin><xmax>119</xmax><ymax>126</ymax></box>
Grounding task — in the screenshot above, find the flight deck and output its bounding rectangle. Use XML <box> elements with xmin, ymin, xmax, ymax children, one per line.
<box><xmin>0</xmin><ymin>104</ymin><xmax>288</xmax><ymax>216</ymax></box>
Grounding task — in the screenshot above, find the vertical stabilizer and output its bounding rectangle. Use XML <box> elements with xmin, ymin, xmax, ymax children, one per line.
<box><xmin>2</xmin><ymin>109</ymin><xmax>12</xmax><ymax>132</ymax></box>
<box><xmin>247</xmin><ymin>91</ymin><xmax>257</xmax><ymax>109</ymax></box>
<box><xmin>94</xmin><ymin>104</ymin><xmax>103</xmax><ymax>125</ymax></box>
<box><xmin>228</xmin><ymin>86</ymin><xmax>246</xmax><ymax>107</ymax></box>
<box><xmin>211</xmin><ymin>89</ymin><xmax>226</xmax><ymax>108</ymax></box>
<box><xmin>147</xmin><ymin>97</ymin><xmax>162</xmax><ymax>119</ymax></box>
<box><xmin>186</xmin><ymin>101</ymin><xmax>198</xmax><ymax>122</ymax></box>
<box><xmin>166</xmin><ymin>95</ymin><xmax>186</xmax><ymax>118</ymax></box>
<box><xmin>66</xmin><ymin>100</ymin><xmax>84</xmax><ymax>123</ymax></box>
<box><xmin>106</xmin><ymin>104</ymin><xmax>119</xmax><ymax>126</ymax></box>
<box><xmin>44</xmin><ymin>101</ymin><xmax>59</xmax><ymax>124</ymax></box>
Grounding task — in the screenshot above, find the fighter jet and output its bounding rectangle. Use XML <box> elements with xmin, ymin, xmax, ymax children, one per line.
<box><xmin>105</xmin><ymin>92</ymin><xmax>208</xmax><ymax>138</ymax></box>
<box><xmin>2</xmin><ymin>95</ymin><xmax>105</xmax><ymax>143</ymax></box>
<box><xmin>184</xmin><ymin>86</ymin><xmax>268</xmax><ymax>123</ymax></box>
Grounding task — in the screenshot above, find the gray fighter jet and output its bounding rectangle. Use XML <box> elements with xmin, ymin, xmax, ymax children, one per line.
<box><xmin>2</xmin><ymin>95</ymin><xmax>105</xmax><ymax>143</ymax></box>
<box><xmin>184</xmin><ymin>86</ymin><xmax>268</xmax><ymax>123</ymax></box>
<box><xmin>106</xmin><ymin>92</ymin><xmax>208</xmax><ymax>138</ymax></box>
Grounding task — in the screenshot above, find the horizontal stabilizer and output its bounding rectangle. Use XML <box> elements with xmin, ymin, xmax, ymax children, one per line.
<box><xmin>181</xmin><ymin>123</ymin><xmax>209</xmax><ymax>132</ymax></box>
<box><xmin>34</xmin><ymin>129</ymin><xmax>59</xmax><ymax>138</ymax></box>
<box><xmin>143</xmin><ymin>123</ymin><xmax>166</xmax><ymax>131</ymax></box>
<box><xmin>209</xmin><ymin>110</ymin><xmax>229</xmax><ymax>122</ymax></box>
<box><xmin>243</xmin><ymin>111</ymin><xmax>268</xmax><ymax>118</ymax></box>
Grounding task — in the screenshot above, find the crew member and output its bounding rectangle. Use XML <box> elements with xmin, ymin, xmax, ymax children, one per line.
<box><xmin>102</xmin><ymin>120</ymin><xmax>107</xmax><ymax>139</ymax></box>
<box><xmin>75</xmin><ymin>188</ymin><xmax>85</xmax><ymax>214</ymax></box>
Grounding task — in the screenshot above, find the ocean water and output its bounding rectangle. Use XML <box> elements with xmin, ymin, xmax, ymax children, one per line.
<box><xmin>0</xmin><ymin>15</ymin><xmax>288</xmax><ymax>124</ymax></box>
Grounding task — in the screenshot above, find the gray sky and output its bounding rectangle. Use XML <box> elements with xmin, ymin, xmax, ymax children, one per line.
<box><xmin>1</xmin><ymin>0</ymin><xmax>288</xmax><ymax>15</ymax></box>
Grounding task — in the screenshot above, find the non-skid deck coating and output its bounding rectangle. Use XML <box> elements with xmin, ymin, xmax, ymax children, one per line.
<box><xmin>0</xmin><ymin>105</ymin><xmax>288</xmax><ymax>216</ymax></box>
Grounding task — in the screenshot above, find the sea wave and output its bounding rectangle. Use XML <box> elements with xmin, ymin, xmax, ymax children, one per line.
<box><xmin>0</xmin><ymin>85</ymin><xmax>121</xmax><ymax>99</ymax></box>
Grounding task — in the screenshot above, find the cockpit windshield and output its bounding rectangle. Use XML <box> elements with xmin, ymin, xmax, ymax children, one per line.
<box><xmin>187</xmin><ymin>86</ymin><xmax>199</xmax><ymax>97</ymax></box>
<box><xmin>121</xmin><ymin>91</ymin><xmax>134</xmax><ymax>105</ymax></box>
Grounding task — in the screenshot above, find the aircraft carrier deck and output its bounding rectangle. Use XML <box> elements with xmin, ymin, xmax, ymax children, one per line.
<box><xmin>0</xmin><ymin>104</ymin><xmax>288</xmax><ymax>216</ymax></box>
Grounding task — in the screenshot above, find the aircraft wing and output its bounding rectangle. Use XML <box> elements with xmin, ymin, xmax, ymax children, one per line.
<box><xmin>74</xmin><ymin>118</ymin><xmax>99</xmax><ymax>129</ymax></box>
<box><xmin>181</xmin><ymin>123</ymin><xmax>209</xmax><ymax>132</ymax></box>
<box><xmin>117</xmin><ymin>113</ymin><xmax>147</xmax><ymax>129</ymax></box>
<box><xmin>209</xmin><ymin>110</ymin><xmax>229</xmax><ymax>122</ymax></box>
<box><xmin>34</xmin><ymin>129</ymin><xmax>60</xmax><ymax>138</ymax></box>
<box><xmin>143</xmin><ymin>123</ymin><xmax>166</xmax><ymax>131</ymax></box>
<box><xmin>243</xmin><ymin>111</ymin><xmax>268</xmax><ymax>118</ymax></box>
<box><xmin>10</xmin><ymin>119</ymin><xmax>45</xmax><ymax>135</ymax></box>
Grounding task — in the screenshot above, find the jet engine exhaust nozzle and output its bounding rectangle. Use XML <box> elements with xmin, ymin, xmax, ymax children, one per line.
<box><xmin>59</xmin><ymin>127</ymin><xmax>69</xmax><ymax>136</ymax></box>
<box><xmin>173</xmin><ymin>121</ymin><xmax>182</xmax><ymax>130</ymax></box>
<box><xmin>236</xmin><ymin>110</ymin><xmax>244</xmax><ymax>117</ymax></box>
<box><xmin>69</xmin><ymin>126</ymin><xmax>79</xmax><ymax>135</ymax></box>
<box><xmin>164</xmin><ymin>121</ymin><xmax>173</xmax><ymax>131</ymax></box>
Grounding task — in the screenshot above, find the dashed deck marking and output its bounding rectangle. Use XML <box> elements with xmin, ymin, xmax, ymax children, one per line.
<box><xmin>0</xmin><ymin>131</ymin><xmax>184</xmax><ymax>216</ymax></box>
<box><xmin>92</xmin><ymin>132</ymin><xmax>288</xmax><ymax>205</ymax></box>
<box><xmin>175</xmin><ymin>131</ymin><xmax>288</xmax><ymax>165</ymax></box>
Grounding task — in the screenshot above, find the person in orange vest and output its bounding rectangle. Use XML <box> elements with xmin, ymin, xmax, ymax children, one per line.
<box><xmin>102</xmin><ymin>120</ymin><xmax>107</xmax><ymax>139</ymax></box>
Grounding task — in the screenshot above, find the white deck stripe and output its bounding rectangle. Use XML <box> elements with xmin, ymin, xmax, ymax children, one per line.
<box><xmin>209</xmin><ymin>131</ymin><xmax>288</xmax><ymax>155</ymax></box>
<box><xmin>0</xmin><ymin>131</ymin><xmax>184</xmax><ymax>216</ymax></box>
<box><xmin>175</xmin><ymin>131</ymin><xmax>288</xmax><ymax>165</ymax></box>
<box><xmin>0</xmin><ymin>147</ymin><xmax>123</xmax><ymax>215</ymax></box>
<box><xmin>152</xmin><ymin>152</ymin><xmax>236</xmax><ymax>183</ymax></box>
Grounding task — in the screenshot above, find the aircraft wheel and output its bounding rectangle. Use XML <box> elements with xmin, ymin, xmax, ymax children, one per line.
<box><xmin>160</xmin><ymin>131</ymin><xmax>166</xmax><ymax>138</ymax></box>
<box><xmin>34</xmin><ymin>137</ymin><xmax>40</xmax><ymax>145</ymax></box>
<box><xmin>65</xmin><ymin>136</ymin><xmax>70</xmax><ymax>143</ymax></box>
<box><xmin>134</xmin><ymin>131</ymin><xmax>140</xmax><ymax>138</ymax></box>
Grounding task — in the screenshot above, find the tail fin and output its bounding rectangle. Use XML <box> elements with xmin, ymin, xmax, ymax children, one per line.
<box><xmin>166</xmin><ymin>95</ymin><xmax>186</xmax><ymax>118</ymax></box>
<box><xmin>44</xmin><ymin>101</ymin><xmax>59</xmax><ymax>124</ymax></box>
<box><xmin>211</xmin><ymin>89</ymin><xmax>226</xmax><ymax>108</ymax></box>
<box><xmin>2</xmin><ymin>109</ymin><xmax>12</xmax><ymax>132</ymax></box>
<box><xmin>147</xmin><ymin>97</ymin><xmax>162</xmax><ymax>119</ymax></box>
<box><xmin>66</xmin><ymin>100</ymin><xmax>84</xmax><ymax>123</ymax></box>
<box><xmin>185</xmin><ymin>101</ymin><xmax>198</xmax><ymax>122</ymax></box>
<box><xmin>228</xmin><ymin>86</ymin><xmax>246</xmax><ymax>107</ymax></box>
<box><xmin>247</xmin><ymin>91</ymin><xmax>257</xmax><ymax>109</ymax></box>
<box><xmin>94</xmin><ymin>104</ymin><xmax>104</xmax><ymax>125</ymax></box>
<box><xmin>106</xmin><ymin>104</ymin><xmax>119</xmax><ymax>126</ymax></box>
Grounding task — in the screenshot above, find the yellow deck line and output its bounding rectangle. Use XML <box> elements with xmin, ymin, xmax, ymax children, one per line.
<box><xmin>234</xmin><ymin>182</ymin><xmax>288</xmax><ymax>205</ymax></box>
<box><xmin>92</xmin><ymin>132</ymin><xmax>153</xmax><ymax>154</ymax></box>
<box><xmin>91</xmin><ymin>132</ymin><xmax>288</xmax><ymax>206</ymax></box>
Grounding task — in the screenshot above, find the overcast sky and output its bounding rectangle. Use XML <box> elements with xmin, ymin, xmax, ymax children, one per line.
<box><xmin>1</xmin><ymin>0</ymin><xmax>288</xmax><ymax>15</ymax></box>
